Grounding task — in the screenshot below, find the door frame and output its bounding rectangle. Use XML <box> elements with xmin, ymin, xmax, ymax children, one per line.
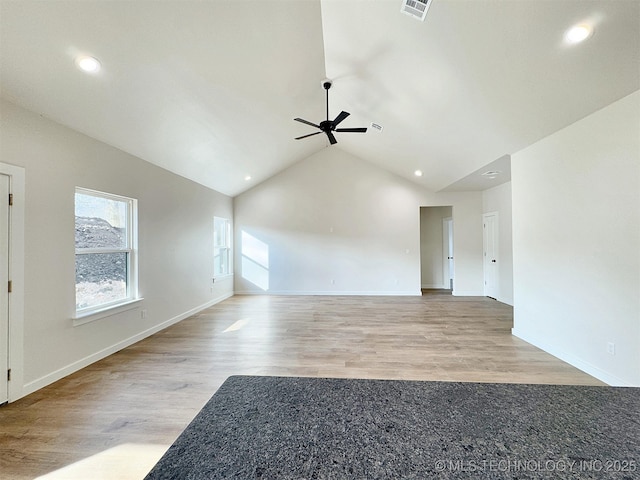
<box><xmin>0</xmin><ymin>162</ymin><xmax>25</xmax><ymax>403</ymax></box>
<box><xmin>1</xmin><ymin>172</ymin><xmax>9</xmax><ymax>403</ymax></box>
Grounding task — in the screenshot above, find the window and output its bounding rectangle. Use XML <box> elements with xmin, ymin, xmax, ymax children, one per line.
<box><xmin>75</xmin><ymin>188</ymin><xmax>137</xmax><ymax>314</ymax></box>
<box><xmin>214</xmin><ymin>217</ymin><xmax>231</xmax><ymax>277</ymax></box>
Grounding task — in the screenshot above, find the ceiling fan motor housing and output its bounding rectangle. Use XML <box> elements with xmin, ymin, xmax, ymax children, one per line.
<box><xmin>319</xmin><ymin>120</ymin><xmax>333</xmax><ymax>132</ymax></box>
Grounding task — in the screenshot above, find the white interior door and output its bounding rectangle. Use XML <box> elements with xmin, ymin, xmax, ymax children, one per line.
<box><xmin>442</xmin><ymin>217</ymin><xmax>453</xmax><ymax>290</ymax></box>
<box><xmin>0</xmin><ymin>174</ymin><xmax>9</xmax><ymax>403</ymax></box>
<box><xmin>483</xmin><ymin>212</ymin><xmax>499</xmax><ymax>299</ymax></box>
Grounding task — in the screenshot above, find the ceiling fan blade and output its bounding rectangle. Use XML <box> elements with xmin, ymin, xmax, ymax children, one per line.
<box><xmin>332</xmin><ymin>111</ymin><xmax>350</xmax><ymax>127</ymax></box>
<box><xmin>294</xmin><ymin>118</ymin><xmax>320</xmax><ymax>129</ymax></box>
<box><xmin>335</xmin><ymin>127</ymin><xmax>368</xmax><ymax>133</ymax></box>
<box><xmin>326</xmin><ymin>131</ymin><xmax>338</xmax><ymax>145</ymax></box>
<box><xmin>295</xmin><ymin>131</ymin><xmax>323</xmax><ymax>140</ymax></box>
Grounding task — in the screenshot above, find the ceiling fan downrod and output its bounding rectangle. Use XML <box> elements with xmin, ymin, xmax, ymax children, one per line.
<box><xmin>324</xmin><ymin>81</ymin><xmax>331</xmax><ymax>121</ymax></box>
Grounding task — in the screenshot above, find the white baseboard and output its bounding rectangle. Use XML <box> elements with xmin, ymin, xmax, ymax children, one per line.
<box><xmin>421</xmin><ymin>284</ymin><xmax>447</xmax><ymax>289</ymax></box>
<box><xmin>20</xmin><ymin>292</ymin><xmax>233</xmax><ymax>399</ymax></box>
<box><xmin>496</xmin><ymin>296</ymin><xmax>514</xmax><ymax>306</ymax></box>
<box><xmin>234</xmin><ymin>290</ymin><xmax>422</xmax><ymax>296</ymax></box>
<box><xmin>511</xmin><ymin>327</ymin><xmax>635</xmax><ymax>387</ymax></box>
<box><xmin>452</xmin><ymin>290</ymin><xmax>485</xmax><ymax>297</ymax></box>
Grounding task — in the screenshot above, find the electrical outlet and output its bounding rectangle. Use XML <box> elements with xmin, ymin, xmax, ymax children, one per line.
<box><xmin>141</xmin><ymin>309</ymin><xmax>147</xmax><ymax>319</ymax></box>
<box><xmin>607</xmin><ymin>342</ymin><xmax>615</xmax><ymax>355</ymax></box>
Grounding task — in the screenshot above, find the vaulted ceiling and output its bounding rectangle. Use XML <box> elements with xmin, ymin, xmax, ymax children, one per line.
<box><xmin>1</xmin><ymin>0</ymin><xmax>638</xmax><ymax>196</ymax></box>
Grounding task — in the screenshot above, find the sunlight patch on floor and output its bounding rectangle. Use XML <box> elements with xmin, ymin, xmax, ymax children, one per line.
<box><xmin>224</xmin><ymin>318</ymin><xmax>249</xmax><ymax>332</ymax></box>
<box><xmin>35</xmin><ymin>443</ymin><xmax>169</xmax><ymax>480</ymax></box>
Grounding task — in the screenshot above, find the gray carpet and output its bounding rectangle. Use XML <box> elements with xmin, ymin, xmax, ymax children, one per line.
<box><xmin>145</xmin><ymin>376</ymin><xmax>639</xmax><ymax>479</ymax></box>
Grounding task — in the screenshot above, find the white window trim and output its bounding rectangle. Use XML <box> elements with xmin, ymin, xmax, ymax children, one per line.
<box><xmin>74</xmin><ymin>187</ymin><xmax>139</xmax><ymax>318</ymax></box>
<box><xmin>213</xmin><ymin>216</ymin><xmax>232</xmax><ymax>278</ymax></box>
<box><xmin>214</xmin><ymin>273</ymin><xmax>234</xmax><ymax>280</ymax></box>
<box><xmin>73</xmin><ymin>297</ymin><xmax>144</xmax><ymax>326</ymax></box>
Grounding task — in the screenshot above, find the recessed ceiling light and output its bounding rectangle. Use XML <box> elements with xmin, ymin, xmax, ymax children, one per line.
<box><xmin>244</xmin><ymin>175</ymin><xmax>252</xmax><ymax>181</ymax></box>
<box><xmin>414</xmin><ymin>170</ymin><xmax>423</xmax><ymax>177</ymax></box>
<box><xmin>75</xmin><ymin>55</ymin><xmax>101</xmax><ymax>73</ymax></box>
<box><xmin>565</xmin><ymin>24</ymin><xmax>593</xmax><ymax>44</ymax></box>
<box><xmin>481</xmin><ymin>170</ymin><xmax>501</xmax><ymax>177</ymax></box>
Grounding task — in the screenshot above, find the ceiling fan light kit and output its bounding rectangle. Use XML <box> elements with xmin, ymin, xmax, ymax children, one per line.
<box><xmin>294</xmin><ymin>80</ymin><xmax>367</xmax><ymax>145</ymax></box>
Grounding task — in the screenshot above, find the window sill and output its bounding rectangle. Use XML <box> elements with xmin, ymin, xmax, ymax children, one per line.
<box><xmin>213</xmin><ymin>274</ymin><xmax>234</xmax><ymax>281</ymax></box>
<box><xmin>73</xmin><ymin>298</ymin><xmax>144</xmax><ymax>326</ymax></box>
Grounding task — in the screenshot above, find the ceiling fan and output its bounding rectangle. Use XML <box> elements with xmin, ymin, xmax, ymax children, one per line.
<box><xmin>294</xmin><ymin>80</ymin><xmax>367</xmax><ymax>145</ymax></box>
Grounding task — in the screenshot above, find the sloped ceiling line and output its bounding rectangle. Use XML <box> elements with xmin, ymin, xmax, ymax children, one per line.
<box><xmin>0</xmin><ymin>0</ymin><xmax>638</xmax><ymax>196</ymax></box>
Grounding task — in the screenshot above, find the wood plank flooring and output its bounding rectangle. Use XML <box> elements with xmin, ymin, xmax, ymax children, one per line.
<box><xmin>0</xmin><ymin>294</ymin><xmax>603</xmax><ymax>479</ymax></box>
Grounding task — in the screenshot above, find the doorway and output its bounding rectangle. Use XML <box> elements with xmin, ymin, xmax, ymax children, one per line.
<box><xmin>0</xmin><ymin>162</ymin><xmax>25</xmax><ymax>404</ymax></box>
<box><xmin>419</xmin><ymin>206</ymin><xmax>453</xmax><ymax>293</ymax></box>
<box><xmin>483</xmin><ymin>212</ymin><xmax>499</xmax><ymax>299</ymax></box>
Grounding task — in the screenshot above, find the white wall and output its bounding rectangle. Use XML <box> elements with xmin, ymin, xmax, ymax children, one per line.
<box><xmin>512</xmin><ymin>90</ymin><xmax>640</xmax><ymax>386</ymax></box>
<box><xmin>233</xmin><ymin>148</ymin><xmax>484</xmax><ymax>296</ymax></box>
<box><xmin>420</xmin><ymin>206</ymin><xmax>452</xmax><ymax>289</ymax></box>
<box><xmin>0</xmin><ymin>99</ymin><xmax>234</xmax><ymax>399</ymax></box>
<box><xmin>482</xmin><ymin>181</ymin><xmax>513</xmax><ymax>305</ymax></box>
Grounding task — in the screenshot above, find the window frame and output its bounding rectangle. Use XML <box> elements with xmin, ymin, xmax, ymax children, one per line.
<box><xmin>213</xmin><ymin>216</ymin><xmax>232</xmax><ymax>278</ymax></box>
<box><xmin>74</xmin><ymin>187</ymin><xmax>139</xmax><ymax>319</ymax></box>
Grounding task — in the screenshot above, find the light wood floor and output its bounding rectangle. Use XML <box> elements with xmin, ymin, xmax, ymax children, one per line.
<box><xmin>0</xmin><ymin>294</ymin><xmax>603</xmax><ymax>479</ymax></box>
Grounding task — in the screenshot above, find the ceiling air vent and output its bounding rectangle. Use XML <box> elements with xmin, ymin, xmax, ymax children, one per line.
<box><xmin>401</xmin><ymin>0</ymin><xmax>433</xmax><ymax>22</ymax></box>
<box><xmin>370</xmin><ymin>122</ymin><xmax>383</xmax><ymax>133</ymax></box>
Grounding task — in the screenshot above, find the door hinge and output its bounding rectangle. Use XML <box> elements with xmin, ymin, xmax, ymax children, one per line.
<box><xmin>8</xmin><ymin>193</ymin><xmax>13</xmax><ymax>206</ymax></box>
<box><xmin>7</xmin><ymin>281</ymin><xmax>12</xmax><ymax>293</ymax></box>
<box><xmin>7</xmin><ymin>369</ymin><xmax>10</xmax><ymax>381</ymax></box>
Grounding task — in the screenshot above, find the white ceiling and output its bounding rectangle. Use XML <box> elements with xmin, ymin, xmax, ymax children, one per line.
<box><xmin>1</xmin><ymin>0</ymin><xmax>638</xmax><ymax>197</ymax></box>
